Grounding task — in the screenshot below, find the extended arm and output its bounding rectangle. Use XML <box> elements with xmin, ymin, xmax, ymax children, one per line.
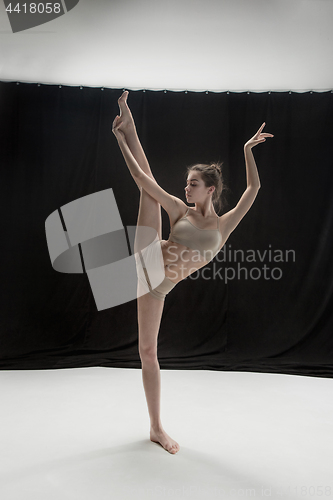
<box><xmin>221</xmin><ymin>123</ymin><xmax>274</xmax><ymax>235</ymax></box>
<box><xmin>244</xmin><ymin>145</ymin><xmax>261</xmax><ymax>189</ymax></box>
<box><xmin>113</xmin><ymin>118</ymin><xmax>183</xmax><ymax>216</ymax></box>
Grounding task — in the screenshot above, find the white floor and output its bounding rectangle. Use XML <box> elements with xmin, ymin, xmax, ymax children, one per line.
<box><xmin>0</xmin><ymin>367</ymin><xmax>332</xmax><ymax>500</ymax></box>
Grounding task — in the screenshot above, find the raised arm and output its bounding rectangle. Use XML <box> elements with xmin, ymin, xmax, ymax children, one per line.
<box><xmin>112</xmin><ymin>116</ymin><xmax>185</xmax><ymax>218</ymax></box>
<box><xmin>220</xmin><ymin>122</ymin><xmax>274</xmax><ymax>236</ymax></box>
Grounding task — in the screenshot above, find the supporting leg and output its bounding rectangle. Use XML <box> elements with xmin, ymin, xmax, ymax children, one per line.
<box><xmin>137</xmin><ymin>292</ymin><xmax>180</xmax><ymax>454</ymax></box>
<box><xmin>133</xmin><ymin>151</ymin><xmax>180</xmax><ymax>454</ymax></box>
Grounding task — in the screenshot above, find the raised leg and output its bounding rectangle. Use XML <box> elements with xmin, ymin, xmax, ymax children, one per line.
<box><xmin>117</xmin><ymin>92</ymin><xmax>153</xmax><ymax>179</ymax></box>
<box><xmin>116</xmin><ymin>91</ymin><xmax>162</xmax><ymax>240</ymax></box>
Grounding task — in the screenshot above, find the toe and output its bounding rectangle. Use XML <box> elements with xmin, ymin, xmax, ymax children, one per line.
<box><xmin>118</xmin><ymin>91</ymin><xmax>128</xmax><ymax>103</ymax></box>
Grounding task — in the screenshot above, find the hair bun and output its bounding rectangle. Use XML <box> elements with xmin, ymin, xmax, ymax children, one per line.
<box><xmin>212</xmin><ymin>163</ymin><xmax>222</xmax><ymax>174</ymax></box>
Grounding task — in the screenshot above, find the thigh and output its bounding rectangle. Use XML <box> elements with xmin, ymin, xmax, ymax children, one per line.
<box><xmin>137</xmin><ymin>188</ymin><xmax>162</xmax><ymax>241</ymax></box>
<box><xmin>137</xmin><ymin>292</ymin><xmax>165</xmax><ymax>353</ymax></box>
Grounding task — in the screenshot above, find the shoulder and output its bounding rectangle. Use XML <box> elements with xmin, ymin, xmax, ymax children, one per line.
<box><xmin>218</xmin><ymin>186</ymin><xmax>260</xmax><ymax>236</ymax></box>
<box><xmin>171</xmin><ymin>196</ymin><xmax>189</xmax><ymax>215</ymax></box>
<box><xmin>217</xmin><ymin>213</ymin><xmax>233</xmax><ymax>241</ymax></box>
<box><xmin>217</xmin><ymin>211</ymin><xmax>232</xmax><ymax>227</ymax></box>
<box><xmin>169</xmin><ymin>197</ymin><xmax>189</xmax><ymax>226</ymax></box>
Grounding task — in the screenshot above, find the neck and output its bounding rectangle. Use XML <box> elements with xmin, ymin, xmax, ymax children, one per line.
<box><xmin>193</xmin><ymin>199</ymin><xmax>216</xmax><ymax>217</ymax></box>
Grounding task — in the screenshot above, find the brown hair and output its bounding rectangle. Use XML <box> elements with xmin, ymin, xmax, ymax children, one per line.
<box><xmin>186</xmin><ymin>161</ymin><xmax>228</xmax><ymax>214</ymax></box>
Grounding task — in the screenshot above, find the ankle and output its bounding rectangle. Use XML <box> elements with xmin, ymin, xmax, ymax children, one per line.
<box><xmin>150</xmin><ymin>421</ymin><xmax>163</xmax><ymax>432</ymax></box>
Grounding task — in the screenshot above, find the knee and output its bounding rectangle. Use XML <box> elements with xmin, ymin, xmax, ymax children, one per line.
<box><xmin>139</xmin><ymin>344</ymin><xmax>158</xmax><ymax>363</ymax></box>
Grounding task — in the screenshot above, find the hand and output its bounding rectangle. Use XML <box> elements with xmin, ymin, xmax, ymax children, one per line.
<box><xmin>112</xmin><ymin>115</ymin><xmax>125</xmax><ymax>141</ymax></box>
<box><xmin>244</xmin><ymin>122</ymin><xmax>274</xmax><ymax>149</ymax></box>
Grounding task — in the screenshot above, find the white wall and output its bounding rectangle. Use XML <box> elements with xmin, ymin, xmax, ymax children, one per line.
<box><xmin>0</xmin><ymin>0</ymin><xmax>332</xmax><ymax>91</ymax></box>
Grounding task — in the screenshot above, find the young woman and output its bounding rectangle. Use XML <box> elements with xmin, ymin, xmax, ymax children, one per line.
<box><xmin>112</xmin><ymin>91</ymin><xmax>273</xmax><ymax>454</ymax></box>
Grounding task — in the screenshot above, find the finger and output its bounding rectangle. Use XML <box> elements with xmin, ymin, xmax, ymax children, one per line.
<box><xmin>254</xmin><ymin>123</ymin><xmax>265</xmax><ymax>138</ymax></box>
<box><xmin>258</xmin><ymin>122</ymin><xmax>266</xmax><ymax>133</ymax></box>
<box><xmin>112</xmin><ymin>116</ymin><xmax>120</xmax><ymax>129</ymax></box>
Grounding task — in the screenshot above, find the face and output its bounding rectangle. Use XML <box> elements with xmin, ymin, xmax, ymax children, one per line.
<box><xmin>185</xmin><ymin>170</ymin><xmax>214</xmax><ymax>203</ymax></box>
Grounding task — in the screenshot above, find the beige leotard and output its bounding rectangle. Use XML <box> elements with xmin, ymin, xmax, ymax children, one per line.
<box><xmin>168</xmin><ymin>208</ymin><xmax>222</xmax><ymax>259</ymax></box>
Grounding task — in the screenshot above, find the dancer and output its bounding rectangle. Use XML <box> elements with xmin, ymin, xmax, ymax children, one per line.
<box><xmin>112</xmin><ymin>91</ymin><xmax>273</xmax><ymax>454</ymax></box>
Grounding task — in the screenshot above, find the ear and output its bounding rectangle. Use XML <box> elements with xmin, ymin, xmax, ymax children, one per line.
<box><xmin>208</xmin><ymin>186</ymin><xmax>216</xmax><ymax>195</ymax></box>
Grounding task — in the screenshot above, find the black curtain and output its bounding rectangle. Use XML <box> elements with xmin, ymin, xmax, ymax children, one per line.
<box><xmin>1</xmin><ymin>81</ymin><xmax>333</xmax><ymax>377</ymax></box>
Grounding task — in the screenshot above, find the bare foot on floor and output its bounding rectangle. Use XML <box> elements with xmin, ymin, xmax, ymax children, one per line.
<box><xmin>150</xmin><ymin>426</ymin><xmax>180</xmax><ymax>454</ymax></box>
<box><xmin>116</xmin><ymin>90</ymin><xmax>134</xmax><ymax>131</ymax></box>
